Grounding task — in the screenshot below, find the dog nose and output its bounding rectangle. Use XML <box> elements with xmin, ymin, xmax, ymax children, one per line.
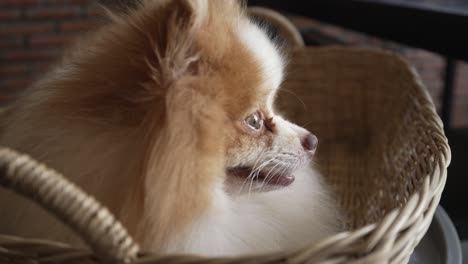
<box><xmin>301</xmin><ymin>133</ymin><xmax>318</xmax><ymax>153</ymax></box>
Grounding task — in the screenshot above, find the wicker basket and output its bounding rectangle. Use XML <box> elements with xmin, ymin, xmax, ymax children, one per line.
<box><xmin>0</xmin><ymin>7</ymin><xmax>450</xmax><ymax>264</ymax></box>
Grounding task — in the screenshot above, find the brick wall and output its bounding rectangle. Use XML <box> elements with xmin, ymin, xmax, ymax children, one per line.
<box><xmin>1</xmin><ymin>2</ymin><xmax>467</xmax><ymax>127</ymax></box>
<box><xmin>0</xmin><ymin>0</ymin><xmax>102</xmax><ymax>102</ymax></box>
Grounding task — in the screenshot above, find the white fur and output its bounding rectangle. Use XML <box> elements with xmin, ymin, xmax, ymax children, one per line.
<box><xmin>237</xmin><ymin>19</ymin><xmax>284</xmax><ymax>94</ymax></box>
<box><xmin>164</xmin><ymin>166</ymin><xmax>339</xmax><ymax>256</ymax></box>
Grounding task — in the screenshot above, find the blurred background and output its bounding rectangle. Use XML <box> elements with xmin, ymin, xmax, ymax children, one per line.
<box><xmin>0</xmin><ymin>0</ymin><xmax>467</xmax><ymax>262</ymax></box>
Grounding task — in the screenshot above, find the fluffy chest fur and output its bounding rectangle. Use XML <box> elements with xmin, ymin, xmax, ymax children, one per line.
<box><xmin>164</xmin><ymin>167</ymin><xmax>339</xmax><ymax>256</ymax></box>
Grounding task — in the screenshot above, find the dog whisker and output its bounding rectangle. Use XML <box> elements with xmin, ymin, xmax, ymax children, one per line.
<box><xmin>260</xmin><ymin>161</ymin><xmax>283</xmax><ymax>188</ymax></box>
<box><xmin>238</xmin><ymin>149</ymin><xmax>269</xmax><ymax>194</ymax></box>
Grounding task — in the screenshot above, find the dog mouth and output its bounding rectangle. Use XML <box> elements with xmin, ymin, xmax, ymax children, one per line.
<box><xmin>226</xmin><ymin>166</ymin><xmax>295</xmax><ymax>187</ymax></box>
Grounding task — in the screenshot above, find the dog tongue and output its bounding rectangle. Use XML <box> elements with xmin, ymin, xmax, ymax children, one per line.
<box><xmin>271</xmin><ymin>174</ymin><xmax>295</xmax><ymax>186</ymax></box>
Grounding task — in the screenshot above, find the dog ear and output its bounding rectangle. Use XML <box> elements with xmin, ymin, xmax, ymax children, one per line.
<box><xmin>103</xmin><ymin>0</ymin><xmax>211</xmax><ymax>104</ymax></box>
<box><xmin>136</xmin><ymin>0</ymin><xmax>208</xmax><ymax>35</ymax></box>
<box><xmin>157</xmin><ymin>0</ymin><xmax>207</xmax><ymax>63</ymax></box>
<box><xmin>175</xmin><ymin>0</ymin><xmax>208</xmax><ymax>32</ymax></box>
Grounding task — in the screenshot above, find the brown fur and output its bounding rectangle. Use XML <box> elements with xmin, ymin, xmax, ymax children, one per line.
<box><xmin>0</xmin><ymin>0</ymin><xmax>271</xmax><ymax>251</ymax></box>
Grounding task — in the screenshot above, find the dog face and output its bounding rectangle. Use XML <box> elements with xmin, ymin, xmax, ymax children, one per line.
<box><xmin>192</xmin><ymin>14</ymin><xmax>319</xmax><ymax>194</ymax></box>
<box><xmin>222</xmin><ymin>21</ymin><xmax>317</xmax><ymax>194</ymax></box>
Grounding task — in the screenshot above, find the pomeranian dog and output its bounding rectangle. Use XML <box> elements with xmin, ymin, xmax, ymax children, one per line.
<box><xmin>0</xmin><ymin>0</ymin><xmax>341</xmax><ymax>256</ymax></box>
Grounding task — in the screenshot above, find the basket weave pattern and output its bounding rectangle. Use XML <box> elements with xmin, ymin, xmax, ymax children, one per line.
<box><xmin>0</xmin><ymin>8</ymin><xmax>450</xmax><ymax>264</ymax></box>
<box><xmin>277</xmin><ymin>48</ymin><xmax>449</xmax><ymax>228</ymax></box>
<box><xmin>276</xmin><ymin>47</ymin><xmax>450</xmax><ymax>263</ymax></box>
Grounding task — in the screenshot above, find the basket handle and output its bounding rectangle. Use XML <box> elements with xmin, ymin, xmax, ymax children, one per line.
<box><xmin>248</xmin><ymin>7</ymin><xmax>305</xmax><ymax>49</ymax></box>
<box><xmin>0</xmin><ymin>147</ymin><xmax>139</xmax><ymax>263</ymax></box>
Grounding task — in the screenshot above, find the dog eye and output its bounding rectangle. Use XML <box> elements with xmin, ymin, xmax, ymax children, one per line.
<box><xmin>245</xmin><ymin>113</ymin><xmax>263</xmax><ymax>130</ymax></box>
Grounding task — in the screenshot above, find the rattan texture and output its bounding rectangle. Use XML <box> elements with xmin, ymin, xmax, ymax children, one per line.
<box><xmin>0</xmin><ymin>8</ymin><xmax>450</xmax><ymax>264</ymax></box>
<box><xmin>0</xmin><ymin>148</ymin><xmax>139</xmax><ymax>263</ymax></box>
